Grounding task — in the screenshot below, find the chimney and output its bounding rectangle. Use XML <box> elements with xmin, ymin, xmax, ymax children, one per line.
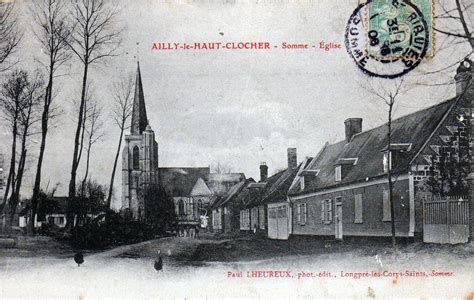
<box><xmin>260</xmin><ymin>162</ymin><xmax>268</xmax><ymax>182</ymax></box>
<box><xmin>344</xmin><ymin>118</ymin><xmax>363</xmax><ymax>143</ymax></box>
<box><xmin>287</xmin><ymin>148</ymin><xmax>297</xmax><ymax>169</ymax></box>
<box><xmin>454</xmin><ymin>58</ymin><xmax>472</xmax><ymax>97</ymax></box>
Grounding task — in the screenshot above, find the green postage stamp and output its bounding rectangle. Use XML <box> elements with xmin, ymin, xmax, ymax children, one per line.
<box><xmin>367</xmin><ymin>0</ymin><xmax>434</xmax><ymax>59</ymax></box>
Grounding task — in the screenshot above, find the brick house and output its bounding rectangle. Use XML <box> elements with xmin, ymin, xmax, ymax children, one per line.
<box><xmin>288</xmin><ymin>59</ymin><xmax>472</xmax><ymax>243</ymax></box>
<box><xmin>240</xmin><ymin>148</ymin><xmax>300</xmax><ymax>237</ymax></box>
<box><xmin>211</xmin><ymin>178</ymin><xmax>255</xmax><ymax>233</ymax></box>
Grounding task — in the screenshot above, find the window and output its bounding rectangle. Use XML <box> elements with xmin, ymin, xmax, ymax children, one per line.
<box><xmin>297</xmin><ymin>203</ymin><xmax>307</xmax><ymax>225</ymax></box>
<box><xmin>383</xmin><ymin>151</ymin><xmax>392</xmax><ymax>173</ymax></box>
<box><xmin>277</xmin><ymin>206</ymin><xmax>287</xmax><ymax>218</ymax></box>
<box><xmin>57</xmin><ymin>216</ymin><xmax>65</xmax><ymax>225</ymax></box>
<box><xmin>240</xmin><ymin>209</ymin><xmax>250</xmax><ymax>230</ymax></box>
<box><xmin>269</xmin><ymin>208</ymin><xmax>277</xmax><ymax>219</ymax></box>
<box><xmin>187</xmin><ymin>199</ymin><xmax>193</xmax><ymax>216</ymax></box>
<box><xmin>335</xmin><ymin>165</ymin><xmax>342</xmax><ymax>182</ymax></box>
<box><xmin>321</xmin><ymin>199</ymin><xmax>333</xmax><ymax>224</ymax></box>
<box><xmin>132</xmin><ymin>146</ymin><xmax>140</xmax><ymax>170</ymax></box>
<box><xmin>382</xmin><ymin>190</ymin><xmax>391</xmax><ymax>221</ymax></box>
<box><xmin>214</xmin><ymin>209</ymin><xmax>222</xmax><ymax>229</ymax></box>
<box><xmin>354</xmin><ymin>194</ymin><xmax>363</xmax><ymax>223</ymax></box>
<box><xmin>178</xmin><ymin>200</ymin><xmax>185</xmax><ymax>216</ymax></box>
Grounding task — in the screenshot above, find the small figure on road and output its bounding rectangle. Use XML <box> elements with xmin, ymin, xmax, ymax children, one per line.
<box><xmin>74</xmin><ymin>252</ymin><xmax>84</xmax><ymax>267</ymax></box>
<box><xmin>195</xmin><ymin>225</ymin><xmax>200</xmax><ymax>239</ymax></box>
<box><xmin>154</xmin><ymin>249</ymin><xmax>163</xmax><ymax>272</ymax></box>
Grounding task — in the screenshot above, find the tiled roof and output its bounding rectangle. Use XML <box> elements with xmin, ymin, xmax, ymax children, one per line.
<box><xmin>212</xmin><ymin>178</ymin><xmax>255</xmax><ymax>208</ymax></box>
<box><xmin>290</xmin><ymin>98</ymin><xmax>457</xmax><ymax>196</ymax></box>
<box><xmin>245</xmin><ymin>165</ymin><xmax>300</xmax><ymax>207</ymax></box>
<box><xmin>207</xmin><ymin>173</ymin><xmax>245</xmax><ymax>183</ymax></box>
<box><xmin>206</xmin><ymin>173</ymin><xmax>245</xmax><ymax>195</ymax></box>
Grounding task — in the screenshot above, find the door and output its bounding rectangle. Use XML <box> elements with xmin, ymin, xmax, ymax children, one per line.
<box><xmin>277</xmin><ymin>206</ymin><xmax>288</xmax><ymax>240</ymax></box>
<box><xmin>335</xmin><ymin>202</ymin><xmax>343</xmax><ymax>240</ymax></box>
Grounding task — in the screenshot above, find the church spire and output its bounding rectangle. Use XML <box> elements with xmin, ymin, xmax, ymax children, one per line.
<box><xmin>131</xmin><ymin>61</ymin><xmax>149</xmax><ymax>135</ymax></box>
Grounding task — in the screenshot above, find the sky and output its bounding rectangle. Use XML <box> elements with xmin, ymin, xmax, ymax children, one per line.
<box><xmin>0</xmin><ymin>0</ymin><xmax>470</xmax><ymax>209</ymax></box>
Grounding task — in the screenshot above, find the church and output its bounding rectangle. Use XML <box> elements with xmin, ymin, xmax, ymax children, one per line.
<box><xmin>121</xmin><ymin>62</ymin><xmax>159</xmax><ymax>220</ymax></box>
<box><xmin>121</xmin><ymin>62</ymin><xmax>245</xmax><ymax>227</ymax></box>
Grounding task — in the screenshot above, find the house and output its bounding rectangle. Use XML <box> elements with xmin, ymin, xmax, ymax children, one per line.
<box><xmin>288</xmin><ymin>59</ymin><xmax>473</xmax><ymax>244</ymax></box>
<box><xmin>18</xmin><ymin>196</ymin><xmax>84</xmax><ymax>229</ymax></box>
<box><xmin>241</xmin><ymin>148</ymin><xmax>301</xmax><ymax>237</ymax></box>
<box><xmin>211</xmin><ymin>178</ymin><xmax>255</xmax><ymax>233</ymax></box>
<box><xmin>265</xmin><ymin>157</ymin><xmax>312</xmax><ymax>240</ymax></box>
<box><xmin>240</xmin><ymin>164</ymin><xmax>267</xmax><ymax>233</ymax></box>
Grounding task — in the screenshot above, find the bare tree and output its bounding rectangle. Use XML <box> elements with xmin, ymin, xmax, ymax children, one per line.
<box><xmin>418</xmin><ymin>0</ymin><xmax>473</xmax><ymax>83</ymax></box>
<box><xmin>65</xmin><ymin>0</ymin><xmax>121</xmax><ymax>228</ymax></box>
<box><xmin>28</xmin><ymin>0</ymin><xmax>72</xmax><ymax>234</ymax></box>
<box><xmin>213</xmin><ymin>162</ymin><xmax>234</xmax><ymax>174</ymax></box>
<box><xmin>0</xmin><ymin>2</ymin><xmax>21</xmax><ymax>71</ymax></box>
<box><xmin>435</xmin><ymin>0</ymin><xmax>473</xmax><ymax>51</ymax></box>
<box><xmin>363</xmin><ymin>78</ymin><xmax>405</xmax><ymax>249</ymax></box>
<box><xmin>0</xmin><ymin>70</ymin><xmax>29</xmax><ymax>213</ymax></box>
<box><xmin>80</xmin><ymin>95</ymin><xmax>104</xmax><ymax>194</ymax></box>
<box><xmin>0</xmin><ymin>70</ymin><xmax>43</xmax><ymax>231</ymax></box>
<box><xmin>107</xmin><ymin>74</ymin><xmax>133</xmax><ymax>207</ymax></box>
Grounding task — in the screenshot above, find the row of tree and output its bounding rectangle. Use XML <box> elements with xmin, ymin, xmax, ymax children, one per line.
<box><xmin>0</xmin><ymin>0</ymin><xmax>135</xmax><ymax>234</ymax></box>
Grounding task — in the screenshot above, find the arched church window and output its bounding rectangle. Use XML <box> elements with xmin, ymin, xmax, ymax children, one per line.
<box><xmin>133</xmin><ymin>146</ymin><xmax>139</xmax><ymax>170</ymax></box>
<box><xmin>178</xmin><ymin>200</ymin><xmax>185</xmax><ymax>216</ymax></box>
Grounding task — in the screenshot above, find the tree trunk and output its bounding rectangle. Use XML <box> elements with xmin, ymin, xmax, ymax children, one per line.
<box><xmin>2</xmin><ymin>115</ymin><xmax>18</xmax><ymax>209</ymax></box>
<box><xmin>387</xmin><ymin>103</ymin><xmax>396</xmax><ymax>249</ymax></box>
<box><xmin>81</xmin><ymin>139</ymin><xmax>92</xmax><ymax>195</ymax></box>
<box><xmin>9</xmin><ymin>148</ymin><xmax>26</xmax><ymax>228</ymax></box>
<box><xmin>107</xmin><ymin>126</ymin><xmax>124</xmax><ymax>207</ymax></box>
<box><xmin>29</xmin><ymin>71</ymin><xmax>53</xmax><ymax>235</ymax></box>
<box><xmin>67</xmin><ymin>61</ymin><xmax>89</xmax><ymax>229</ymax></box>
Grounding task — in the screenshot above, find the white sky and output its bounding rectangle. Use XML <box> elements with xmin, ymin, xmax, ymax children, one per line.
<box><xmin>0</xmin><ymin>0</ymin><xmax>470</xmax><ymax>207</ymax></box>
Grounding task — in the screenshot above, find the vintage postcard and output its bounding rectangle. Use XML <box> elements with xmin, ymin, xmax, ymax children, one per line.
<box><xmin>0</xmin><ymin>0</ymin><xmax>472</xmax><ymax>298</ymax></box>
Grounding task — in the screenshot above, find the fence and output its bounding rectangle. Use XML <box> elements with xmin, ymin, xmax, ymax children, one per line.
<box><xmin>423</xmin><ymin>195</ymin><xmax>469</xmax><ymax>244</ymax></box>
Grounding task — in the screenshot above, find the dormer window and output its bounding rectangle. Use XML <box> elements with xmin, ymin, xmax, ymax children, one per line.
<box><xmin>382</xmin><ymin>143</ymin><xmax>412</xmax><ymax>173</ymax></box>
<box><xmin>335</xmin><ymin>165</ymin><xmax>342</xmax><ymax>182</ymax></box>
<box><xmin>300</xmin><ymin>169</ymin><xmax>320</xmax><ymax>190</ymax></box>
<box><xmin>334</xmin><ymin>158</ymin><xmax>357</xmax><ymax>182</ymax></box>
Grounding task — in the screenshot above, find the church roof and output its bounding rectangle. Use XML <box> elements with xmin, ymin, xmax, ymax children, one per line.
<box><xmin>131</xmin><ymin>62</ymin><xmax>149</xmax><ymax>135</ymax></box>
<box><xmin>159</xmin><ymin>167</ymin><xmax>211</xmax><ymax>197</ymax></box>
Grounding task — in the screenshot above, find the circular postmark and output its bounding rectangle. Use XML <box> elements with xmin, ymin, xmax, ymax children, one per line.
<box><xmin>344</xmin><ymin>0</ymin><xmax>429</xmax><ymax>79</ymax></box>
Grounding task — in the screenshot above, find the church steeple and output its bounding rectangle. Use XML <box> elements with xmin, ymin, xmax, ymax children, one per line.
<box><xmin>131</xmin><ymin>61</ymin><xmax>149</xmax><ymax>135</ymax></box>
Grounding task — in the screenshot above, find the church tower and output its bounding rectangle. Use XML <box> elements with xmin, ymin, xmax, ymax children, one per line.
<box><xmin>122</xmin><ymin>62</ymin><xmax>159</xmax><ymax>220</ymax></box>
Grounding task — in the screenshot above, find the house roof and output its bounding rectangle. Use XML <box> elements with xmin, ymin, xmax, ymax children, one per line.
<box><xmin>261</xmin><ymin>167</ymin><xmax>300</xmax><ymax>204</ymax></box>
<box><xmin>212</xmin><ymin>178</ymin><xmax>255</xmax><ymax>209</ymax></box>
<box><xmin>206</xmin><ymin>173</ymin><xmax>245</xmax><ymax>195</ymax></box>
<box><xmin>207</xmin><ymin>173</ymin><xmax>245</xmax><ymax>183</ymax></box>
<box><xmin>290</xmin><ymin>98</ymin><xmax>457</xmax><ymax>196</ymax></box>
<box><xmin>159</xmin><ymin>167</ymin><xmax>211</xmax><ymax>197</ymax></box>
<box><xmin>245</xmin><ymin>165</ymin><xmax>300</xmax><ymax>208</ymax></box>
